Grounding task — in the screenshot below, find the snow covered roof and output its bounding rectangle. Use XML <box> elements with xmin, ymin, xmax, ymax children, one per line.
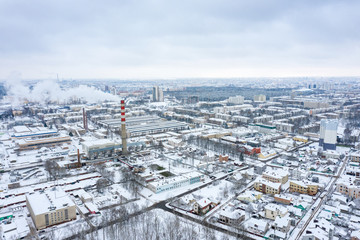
<box><xmin>219</xmin><ymin>208</ymin><xmax>245</xmax><ymax>220</ymax></box>
<box><xmin>255</xmin><ymin>176</ymin><xmax>281</xmax><ymax>189</ymax></box>
<box><xmin>263</xmin><ymin>169</ymin><xmax>288</xmax><ymax>178</ymax></box>
<box><xmin>274</xmin><ymin>215</ymin><xmax>290</xmax><ymax>228</ymax></box>
<box><xmin>351</xmin><ymin>230</ymin><xmax>360</xmax><ymax>238</ymax></box>
<box><xmin>196</xmin><ymin>198</ymin><xmax>212</xmax><ymax>208</ymax></box>
<box><xmin>310</xmin><ymin>218</ymin><xmax>334</xmax><ymax>232</ymax></box>
<box><xmin>303</xmin><ymin>227</ymin><xmax>329</xmax><ymax>240</ymax></box>
<box><xmin>26</xmin><ymin>188</ymin><xmax>75</xmax><ymax>215</ymax></box>
<box><xmin>265</xmin><ymin>203</ymin><xmax>288</xmax><ymax>215</ymax></box>
<box><xmin>13</xmin><ymin>126</ymin><xmax>30</xmax><ymax>133</ymax></box>
<box><xmin>274</xmin><ymin>194</ymin><xmax>293</xmax><ymax>202</ymax></box>
<box><xmin>82</xmin><ymin>139</ymin><xmax>120</xmax><ymax>149</ymax></box>
<box><xmin>245</xmin><ymin>218</ymin><xmax>268</xmax><ymax>231</ymax></box>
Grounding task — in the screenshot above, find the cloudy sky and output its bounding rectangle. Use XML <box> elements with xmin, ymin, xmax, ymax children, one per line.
<box><xmin>0</xmin><ymin>0</ymin><xmax>359</xmax><ymax>80</ymax></box>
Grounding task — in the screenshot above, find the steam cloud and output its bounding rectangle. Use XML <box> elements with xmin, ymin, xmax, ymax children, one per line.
<box><xmin>4</xmin><ymin>73</ymin><xmax>119</xmax><ymax>106</ymax></box>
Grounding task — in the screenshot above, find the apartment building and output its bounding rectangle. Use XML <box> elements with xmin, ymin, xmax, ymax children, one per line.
<box><xmin>289</xmin><ymin>180</ymin><xmax>319</xmax><ymax>196</ymax></box>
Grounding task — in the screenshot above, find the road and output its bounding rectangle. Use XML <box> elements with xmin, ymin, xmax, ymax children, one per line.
<box><xmin>74</xmin><ymin>204</ymin><xmax>95</xmax><ymax>230</ymax></box>
<box><xmin>292</xmin><ymin>156</ymin><xmax>348</xmax><ymax>240</ymax></box>
<box><xmin>39</xmin><ymin>140</ymin><xmax>324</xmax><ymax>239</ymax></box>
<box><xmin>62</xmin><ymin>167</ymin><xmax>249</xmax><ymax>240</ymax></box>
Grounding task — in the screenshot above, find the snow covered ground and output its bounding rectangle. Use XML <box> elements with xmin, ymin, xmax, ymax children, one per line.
<box><xmin>85</xmin><ymin>209</ymin><xmax>239</xmax><ymax>240</ymax></box>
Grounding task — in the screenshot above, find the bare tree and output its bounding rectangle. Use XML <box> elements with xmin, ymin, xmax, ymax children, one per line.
<box><xmin>96</xmin><ymin>178</ymin><xmax>109</xmax><ymax>194</ymax></box>
<box><xmin>44</xmin><ymin>159</ymin><xmax>65</xmax><ymax>181</ymax></box>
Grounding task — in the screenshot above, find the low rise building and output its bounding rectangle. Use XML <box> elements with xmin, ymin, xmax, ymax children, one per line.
<box><xmin>274</xmin><ymin>215</ymin><xmax>291</xmax><ymax>235</ymax></box>
<box><xmin>254</xmin><ymin>177</ymin><xmax>281</xmax><ymax>195</ymax></box>
<box><xmin>245</xmin><ymin>218</ymin><xmax>269</xmax><ymax>235</ymax></box>
<box><xmin>82</xmin><ymin>139</ymin><xmax>121</xmax><ymax>159</ymax></box>
<box><xmin>12</xmin><ymin>126</ymin><xmax>58</xmax><ymax>139</ymax></box>
<box><xmin>274</xmin><ymin>194</ymin><xmax>293</xmax><ymax>205</ymax></box>
<box><xmin>258</xmin><ymin>149</ymin><xmax>277</xmax><ymax>159</ymax></box>
<box><xmin>264</xmin><ymin>203</ymin><xmax>288</xmax><ymax>220</ymax></box>
<box><xmin>16</xmin><ymin>136</ymin><xmax>71</xmax><ymax>151</ymax></box>
<box><xmin>293</xmin><ymin>136</ymin><xmax>308</xmax><ymax>143</ymax></box>
<box><xmin>336</xmin><ymin>176</ymin><xmax>360</xmax><ymax>199</ymax></box>
<box><xmin>262</xmin><ymin>169</ymin><xmax>289</xmax><ymax>184</ymax></box>
<box><xmin>289</xmin><ymin>180</ymin><xmax>319</xmax><ymax>196</ymax></box>
<box><xmin>193</xmin><ymin>198</ymin><xmax>213</xmax><ymax>215</ymax></box>
<box><xmin>237</xmin><ymin>191</ymin><xmax>262</xmax><ymax>203</ymax></box>
<box><xmin>350</xmin><ymin>152</ymin><xmax>360</xmax><ymax>162</ymax></box>
<box><xmin>26</xmin><ymin>188</ymin><xmax>76</xmax><ymax>230</ymax></box>
<box><xmin>148</xmin><ymin>172</ymin><xmax>204</xmax><ymax>194</ymax></box>
<box><xmin>218</xmin><ymin>208</ymin><xmax>245</xmax><ymax>225</ymax></box>
<box><xmin>253</xmin><ymin>162</ymin><xmax>266</xmax><ymax>175</ymax></box>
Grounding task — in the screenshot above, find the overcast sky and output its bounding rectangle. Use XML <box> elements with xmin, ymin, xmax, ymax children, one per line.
<box><xmin>0</xmin><ymin>0</ymin><xmax>359</xmax><ymax>80</ymax></box>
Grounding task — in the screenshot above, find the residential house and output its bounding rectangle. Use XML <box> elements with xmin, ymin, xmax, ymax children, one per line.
<box><xmin>274</xmin><ymin>215</ymin><xmax>291</xmax><ymax>234</ymax></box>
<box><xmin>293</xmin><ymin>136</ymin><xmax>308</xmax><ymax>143</ymax></box>
<box><xmin>237</xmin><ymin>191</ymin><xmax>262</xmax><ymax>203</ymax></box>
<box><xmin>258</xmin><ymin>149</ymin><xmax>277</xmax><ymax>159</ymax></box>
<box><xmin>350</xmin><ymin>152</ymin><xmax>360</xmax><ymax>162</ymax></box>
<box><xmin>264</xmin><ymin>203</ymin><xmax>288</xmax><ymax>220</ymax></box>
<box><xmin>322</xmin><ymin>150</ymin><xmax>340</xmax><ymax>159</ymax></box>
<box><xmin>245</xmin><ymin>218</ymin><xmax>269</xmax><ymax>235</ymax></box>
<box><xmin>254</xmin><ymin>177</ymin><xmax>281</xmax><ymax>195</ymax></box>
<box><xmin>262</xmin><ymin>169</ymin><xmax>289</xmax><ymax>184</ymax></box>
<box><xmin>351</xmin><ymin>230</ymin><xmax>360</xmax><ymax>240</ymax></box>
<box><xmin>336</xmin><ymin>176</ymin><xmax>360</xmax><ymax>199</ymax></box>
<box><xmin>274</xmin><ymin>194</ymin><xmax>293</xmax><ymax>205</ymax></box>
<box><xmin>253</xmin><ymin>162</ymin><xmax>266</xmax><ymax>175</ymax></box>
<box><xmin>193</xmin><ymin>198</ymin><xmax>213</xmax><ymax>215</ymax></box>
<box><xmin>302</xmin><ymin>218</ymin><xmax>334</xmax><ymax>240</ymax></box>
<box><xmin>266</xmin><ymin>215</ymin><xmax>291</xmax><ymax>240</ymax></box>
<box><xmin>290</xmin><ymin>180</ymin><xmax>319</xmax><ymax>196</ymax></box>
<box><xmin>218</xmin><ymin>208</ymin><xmax>245</xmax><ymax>225</ymax></box>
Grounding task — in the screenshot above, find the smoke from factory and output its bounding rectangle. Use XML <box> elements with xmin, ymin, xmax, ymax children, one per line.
<box><xmin>3</xmin><ymin>74</ymin><xmax>119</xmax><ymax>106</ymax></box>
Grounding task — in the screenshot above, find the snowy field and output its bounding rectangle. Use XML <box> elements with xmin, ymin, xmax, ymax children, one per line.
<box><xmin>85</xmin><ymin>209</ymin><xmax>238</xmax><ymax>240</ymax></box>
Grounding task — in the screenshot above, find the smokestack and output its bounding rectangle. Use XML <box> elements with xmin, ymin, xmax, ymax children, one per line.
<box><xmin>83</xmin><ymin>108</ymin><xmax>88</xmax><ymax>131</ymax></box>
<box><xmin>77</xmin><ymin>149</ymin><xmax>81</xmax><ymax>168</ymax></box>
<box><xmin>121</xmin><ymin>100</ymin><xmax>127</xmax><ymax>155</ymax></box>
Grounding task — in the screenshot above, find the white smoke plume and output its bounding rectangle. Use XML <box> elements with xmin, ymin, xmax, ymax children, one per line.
<box><xmin>4</xmin><ymin>74</ymin><xmax>119</xmax><ymax>106</ymax></box>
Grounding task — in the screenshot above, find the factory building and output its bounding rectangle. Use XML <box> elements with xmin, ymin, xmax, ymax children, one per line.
<box><xmin>16</xmin><ymin>136</ymin><xmax>71</xmax><ymax>151</ymax></box>
<box><xmin>12</xmin><ymin>126</ymin><xmax>57</xmax><ymax>139</ymax></box>
<box><xmin>319</xmin><ymin>119</ymin><xmax>338</xmax><ymax>150</ymax></box>
<box><xmin>99</xmin><ymin>116</ymin><xmax>188</xmax><ymax>137</ymax></box>
<box><xmin>126</xmin><ymin>120</ymin><xmax>188</xmax><ymax>137</ymax></box>
<box><xmin>82</xmin><ymin>139</ymin><xmax>121</xmax><ymax>159</ymax></box>
<box><xmin>98</xmin><ymin>116</ymin><xmax>160</xmax><ymax>129</ymax></box>
<box><xmin>26</xmin><ymin>188</ymin><xmax>76</xmax><ymax>230</ymax></box>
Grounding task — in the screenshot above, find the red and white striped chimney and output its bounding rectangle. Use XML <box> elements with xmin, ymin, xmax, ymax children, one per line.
<box><xmin>121</xmin><ymin>100</ymin><xmax>127</xmax><ymax>155</ymax></box>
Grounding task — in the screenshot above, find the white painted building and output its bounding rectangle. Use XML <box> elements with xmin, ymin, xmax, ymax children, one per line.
<box><xmin>319</xmin><ymin>119</ymin><xmax>338</xmax><ymax>150</ymax></box>
<box><xmin>148</xmin><ymin>172</ymin><xmax>204</xmax><ymax>194</ymax></box>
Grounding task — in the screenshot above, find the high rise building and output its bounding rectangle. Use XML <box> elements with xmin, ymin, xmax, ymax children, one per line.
<box><xmin>228</xmin><ymin>95</ymin><xmax>244</xmax><ymax>104</ymax></box>
<box><xmin>319</xmin><ymin>119</ymin><xmax>338</xmax><ymax>150</ymax></box>
<box><xmin>254</xmin><ymin>94</ymin><xmax>266</xmax><ymax>102</ymax></box>
<box><xmin>152</xmin><ymin>86</ymin><xmax>164</xmax><ymax>102</ymax></box>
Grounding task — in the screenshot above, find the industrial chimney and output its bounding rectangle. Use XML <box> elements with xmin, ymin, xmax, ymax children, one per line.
<box><xmin>83</xmin><ymin>108</ymin><xmax>88</xmax><ymax>131</ymax></box>
<box><xmin>121</xmin><ymin>100</ymin><xmax>128</xmax><ymax>155</ymax></box>
<box><xmin>77</xmin><ymin>149</ymin><xmax>81</xmax><ymax>168</ymax></box>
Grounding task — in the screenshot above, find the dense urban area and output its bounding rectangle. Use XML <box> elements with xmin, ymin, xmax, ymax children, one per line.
<box><xmin>0</xmin><ymin>78</ymin><xmax>360</xmax><ymax>240</ymax></box>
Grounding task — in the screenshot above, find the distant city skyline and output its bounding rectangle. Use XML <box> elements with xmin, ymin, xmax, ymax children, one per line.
<box><xmin>0</xmin><ymin>0</ymin><xmax>359</xmax><ymax>80</ymax></box>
